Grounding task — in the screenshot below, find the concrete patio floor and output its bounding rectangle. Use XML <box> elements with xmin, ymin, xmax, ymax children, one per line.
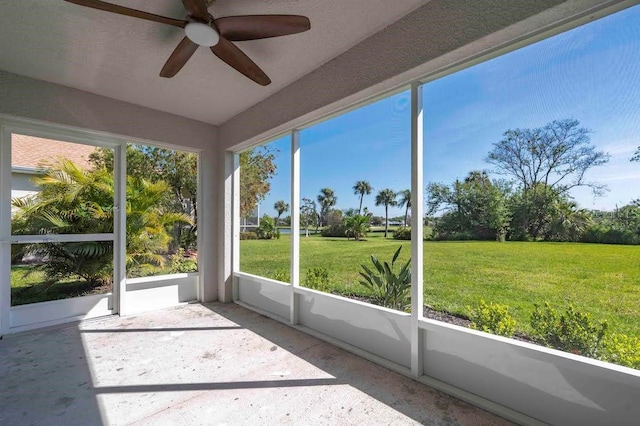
<box><xmin>0</xmin><ymin>302</ymin><xmax>513</xmax><ymax>425</ymax></box>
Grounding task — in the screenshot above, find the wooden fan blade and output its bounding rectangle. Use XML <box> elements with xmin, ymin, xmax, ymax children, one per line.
<box><xmin>215</xmin><ymin>15</ymin><xmax>311</xmax><ymax>41</ymax></box>
<box><xmin>64</xmin><ymin>0</ymin><xmax>187</xmax><ymax>28</ymax></box>
<box><xmin>181</xmin><ymin>0</ymin><xmax>209</xmax><ymax>22</ymax></box>
<box><xmin>210</xmin><ymin>38</ymin><xmax>271</xmax><ymax>86</ymax></box>
<box><xmin>160</xmin><ymin>37</ymin><xmax>199</xmax><ymax>78</ymax></box>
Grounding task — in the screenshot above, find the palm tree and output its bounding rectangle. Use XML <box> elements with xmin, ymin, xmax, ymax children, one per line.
<box><xmin>375</xmin><ymin>189</ymin><xmax>397</xmax><ymax>238</ymax></box>
<box><xmin>317</xmin><ymin>188</ymin><xmax>337</xmax><ymax>227</ymax></box>
<box><xmin>12</xmin><ymin>158</ymin><xmax>191</xmax><ymax>282</ymax></box>
<box><xmin>353</xmin><ymin>180</ymin><xmax>373</xmax><ymax>214</ymax></box>
<box><xmin>344</xmin><ymin>214</ymin><xmax>370</xmax><ymax>241</ymax></box>
<box><xmin>273</xmin><ymin>200</ymin><xmax>289</xmax><ymax>227</ymax></box>
<box><xmin>398</xmin><ymin>189</ymin><xmax>411</xmax><ymax>227</ymax></box>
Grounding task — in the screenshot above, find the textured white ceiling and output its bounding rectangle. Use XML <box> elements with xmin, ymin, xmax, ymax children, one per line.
<box><xmin>0</xmin><ymin>0</ymin><xmax>429</xmax><ymax>125</ymax></box>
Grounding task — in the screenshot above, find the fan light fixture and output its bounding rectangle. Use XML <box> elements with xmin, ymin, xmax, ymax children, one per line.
<box><xmin>185</xmin><ymin>22</ymin><xmax>219</xmax><ymax>46</ymax></box>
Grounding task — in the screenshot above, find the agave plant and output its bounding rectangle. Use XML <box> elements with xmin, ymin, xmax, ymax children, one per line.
<box><xmin>358</xmin><ymin>246</ymin><xmax>411</xmax><ymax>311</ymax></box>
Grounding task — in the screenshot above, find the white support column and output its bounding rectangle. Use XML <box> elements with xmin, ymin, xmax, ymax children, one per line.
<box><xmin>230</xmin><ymin>152</ymin><xmax>241</xmax><ymax>302</ymax></box>
<box><xmin>216</xmin><ymin>150</ymin><xmax>239</xmax><ymax>303</ymax></box>
<box><xmin>410</xmin><ymin>82</ymin><xmax>425</xmax><ymax>377</ymax></box>
<box><xmin>290</xmin><ymin>131</ymin><xmax>300</xmax><ymax>324</ymax></box>
<box><xmin>0</xmin><ymin>126</ymin><xmax>11</xmax><ymax>334</ymax></box>
<box><xmin>114</xmin><ymin>142</ymin><xmax>127</xmax><ymax>315</ymax></box>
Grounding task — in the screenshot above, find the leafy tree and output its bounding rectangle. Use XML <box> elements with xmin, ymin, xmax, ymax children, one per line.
<box><xmin>90</xmin><ymin>144</ymin><xmax>198</xmax><ymax>251</ymax></box>
<box><xmin>12</xmin><ymin>159</ymin><xmax>191</xmax><ymax>283</ymax></box>
<box><xmin>300</xmin><ymin>198</ymin><xmax>318</xmax><ymax>237</ymax></box>
<box><xmin>397</xmin><ymin>189</ymin><xmax>411</xmax><ymax>227</ymax></box>
<box><xmin>486</xmin><ymin>119</ymin><xmax>608</xmax><ymax>194</ymax></box>
<box><xmin>485</xmin><ymin>119</ymin><xmax>608</xmax><ymax>239</ymax></box>
<box><xmin>344</xmin><ymin>214</ymin><xmax>370</xmax><ymax>241</ymax></box>
<box><xmin>353</xmin><ymin>180</ymin><xmax>373</xmax><ymax>214</ymax></box>
<box><xmin>375</xmin><ymin>189</ymin><xmax>397</xmax><ymax>238</ymax></box>
<box><xmin>273</xmin><ymin>200</ymin><xmax>289</xmax><ymax>227</ymax></box>
<box><xmin>428</xmin><ymin>171</ymin><xmax>509</xmax><ymax>240</ymax></box>
<box><xmin>239</xmin><ymin>146</ymin><xmax>277</xmax><ymax>219</ymax></box>
<box><xmin>317</xmin><ymin>188</ymin><xmax>337</xmax><ymax>227</ymax></box>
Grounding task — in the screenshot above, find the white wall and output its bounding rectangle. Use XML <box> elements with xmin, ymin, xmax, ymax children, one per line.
<box><xmin>234</xmin><ymin>273</ymin><xmax>640</xmax><ymax>425</ymax></box>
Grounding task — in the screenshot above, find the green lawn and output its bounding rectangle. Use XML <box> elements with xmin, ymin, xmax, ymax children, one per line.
<box><xmin>240</xmin><ymin>234</ymin><xmax>640</xmax><ymax>338</ymax></box>
<box><xmin>10</xmin><ymin>265</ymin><xmax>109</xmax><ymax>306</ymax></box>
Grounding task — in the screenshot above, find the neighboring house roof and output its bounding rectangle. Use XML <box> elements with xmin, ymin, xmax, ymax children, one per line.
<box><xmin>11</xmin><ymin>134</ymin><xmax>95</xmax><ymax>170</ymax></box>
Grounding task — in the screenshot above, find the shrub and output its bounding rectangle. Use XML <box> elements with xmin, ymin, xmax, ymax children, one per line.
<box><xmin>257</xmin><ymin>215</ymin><xmax>276</xmax><ymax>239</ymax></box>
<box><xmin>305</xmin><ymin>267</ymin><xmax>330</xmax><ymax>291</ymax></box>
<box><xmin>603</xmin><ymin>333</ymin><xmax>640</xmax><ymax>369</ymax></box>
<box><xmin>530</xmin><ymin>302</ymin><xmax>608</xmax><ymax>358</ymax></box>
<box><xmin>169</xmin><ymin>249</ymin><xmax>198</xmax><ymax>273</ymax></box>
<box><xmin>269</xmin><ymin>269</ymin><xmax>290</xmax><ymax>283</ymax></box>
<box><xmin>240</xmin><ymin>232</ymin><xmax>258</xmax><ymax>240</ymax></box>
<box><xmin>321</xmin><ymin>223</ymin><xmax>348</xmax><ymax>237</ymax></box>
<box><xmin>393</xmin><ymin>227</ymin><xmax>411</xmax><ymax>240</ymax></box>
<box><xmin>467</xmin><ymin>300</ymin><xmax>516</xmax><ymax>337</ymax></box>
<box><xmin>393</xmin><ymin>226</ymin><xmax>435</xmax><ymax>240</ymax></box>
<box><xmin>358</xmin><ymin>246</ymin><xmax>411</xmax><ymax>311</ymax></box>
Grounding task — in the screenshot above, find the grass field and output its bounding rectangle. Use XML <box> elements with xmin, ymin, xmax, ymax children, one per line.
<box><xmin>240</xmin><ymin>234</ymin><xmax>640</xmax><ymax>338</ymax></box>
<box><xmin>10</xmin><ymin>266</ymin><xmax>109</xmax><ymax>306</ymax></box>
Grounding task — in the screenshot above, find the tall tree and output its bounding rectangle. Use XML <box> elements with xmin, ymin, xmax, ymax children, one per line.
<box><xmin>300</xmin><ymin>197</ymin><xmax>318</xmax><ymax>237</ymax></box>
<box><xmin>353</xmin><ymin>180</ymin><xmax>373</xmax><ymax>214</ymax></box>
<box><xmin>485</xmin><ymin>119</ymin><xmax>609</xmax><ymax>239</ymax></box>
<box><xmin>397</xmin><ymin>189</ymin><xmax>411</xmax><ymax>227</ymax></box>
<box><xmin>273</xmin><ymin>200</ymin><xmax>289</xmax><ymax>227</ymax></box>
<box><xmin>485</xmin><ymin>119</ymin><xmax>609</xmax><ymax>194</ymax></box>
<box><xmin>375</xmin><ymin>188</ymin><xmax>397</xmax><ymax>238</ymax></box>
<box><xmin>239</xmin><ymin>146</ymin><xmax>278</xmax><ymax>219</ymax></box>
<box><xmin>317</xmin><ymin>188</ymin><xmax>337</xmax><ymax>227</ymax></box>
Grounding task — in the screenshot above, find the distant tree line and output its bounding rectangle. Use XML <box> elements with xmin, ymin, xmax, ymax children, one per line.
<box><xmin>427</xmin><ymin>119</ymin><xmax>640</xmax><ymax>244</ymax></box>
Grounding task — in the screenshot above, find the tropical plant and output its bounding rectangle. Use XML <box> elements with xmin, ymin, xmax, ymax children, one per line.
<box><xmin>11</xmin><ymin>159</ymin><xmax>192</xmax><ymax>282</ymax></box>
<box><xmin>358</xmin><ymin>246</ymin><xmax>411</xmax><ymax>311</ymax></box>
<box><xmin>397</xmin><ymin>189</ymin><xmax>411</xmax><ymax>227</ymax></box>
<box><xmin>317</xmin><ymin>188</ymin><xmax>337</xmax><ymax>227</ymax></box>
<box><xmin>353</xmin><ymin>180</ymin><xmax>373</xmax><ymax>215</ymax></box>
<box><xmin>344</xmin><ymin>214</ymin><xmax>370</xmax><ymax>241</ymax></box>
<box><xmin>375</xmin><ymin>188</ymin><xmax>397</xmax><ymax>238</ymax></box>
<box><xmin>273</xmin><ymin>200</ymin><xmax>289</xmax><ymax>227</ymax></box>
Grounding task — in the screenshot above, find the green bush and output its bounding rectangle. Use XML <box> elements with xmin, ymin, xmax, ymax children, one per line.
<box><xmin>603</xmin><ymin>333</ymin><xmax>640</xmax><ymax>369</ymax></box>
<box><xmin>257</xmin><ymin>215</ymin><xmax>276</xmax><ymax>239</ymax></box>
<box><xmin>321</xmin><ymin>223</ymin><xmax>348</xmax><ymax>237</ymax></box>
<box><xmin>269</xmin><ymin>269</ymin><xmax>290</xmax><ymax>283</ymax></box>
<box><xmin>393</xmin><ymin>226</ymin><xmax>435</xmax><ymax>240</ymax></box>
<box><xmin>530</xmin><ymin>302</ymin><xmax>608</xmax><ymax>358</ymax></box>
<box><xmin>358</xmin><ymin>246</ymin><xmax>411</xmax><ymax>311</ymax></box>
<box><xmin>169</xmin><ymin>249</ymin><xmax>198</xmax><ymax>273</ymax></box>
<box><xmin>240</xmin><ymin>232</ymin><xmax>258</xmax><ymax>240</ymax></box>
<box><xmin>305</xmin><ymin>267</ymin><xmax>330</xmax><ymax>291</ymax></box>
<box><xmin>393</xmin><ymin>227</ymin><xmax>411</xmax><ymax>240</ymax></box>
<box><xmin>467</xmin><ymin>300</ymin><xmax>516</xmax><ymax>337</ymax></box>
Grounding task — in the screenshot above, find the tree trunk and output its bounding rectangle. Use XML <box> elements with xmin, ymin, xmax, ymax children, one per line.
<box><xmin>384</xmin><ymin>206</ymin><xmax>389</xmax><ymax>238</ymax></box>
<box><xmin>358</xmin><ymin>195</ymin><xmax>363</xmax><ymax>215</ymax></box>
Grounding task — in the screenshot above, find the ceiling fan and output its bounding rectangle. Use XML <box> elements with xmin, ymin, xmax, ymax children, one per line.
<box><xmin>64</xmin><ymin>0</ymin><xmax>311</xmax><ymax>86</ymax></box>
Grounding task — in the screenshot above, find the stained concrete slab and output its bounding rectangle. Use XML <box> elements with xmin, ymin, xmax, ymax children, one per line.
<box><xmin>0</xmin><ymin>303</ymin><xmax>514</xmax><ymax>425</ymax></box>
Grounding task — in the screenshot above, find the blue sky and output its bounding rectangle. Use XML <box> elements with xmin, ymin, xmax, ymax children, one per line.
<box><xmin>258</xmin><ymin>4</ymin><xmax>640</xmax><ymax>218</ymax></box>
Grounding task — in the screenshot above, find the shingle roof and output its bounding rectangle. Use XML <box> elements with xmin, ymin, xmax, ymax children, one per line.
<box><xmin>11</xmin><ymin>134</ymin><xmax>96</xmax><ymax>169</ymax></box>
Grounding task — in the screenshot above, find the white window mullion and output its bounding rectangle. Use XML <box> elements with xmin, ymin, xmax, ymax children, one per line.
<box><xmin>290</xmin><ymin>131</ymin><xmax>301</xmax><ymax>324</ymax></box>
<box><xmin>410</xmin><ymin>82</ymin><xmax>425</xmax><ymax>377</ymax></box>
